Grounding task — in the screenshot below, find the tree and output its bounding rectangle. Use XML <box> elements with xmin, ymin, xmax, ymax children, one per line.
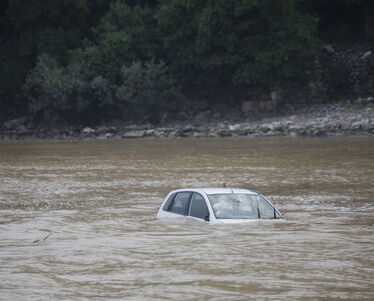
<box><xmin>0</xmin><ymin>0</ymin><xmax>109</xmax><ymax>97</ymax></box>
<box><xmin>157</xmin><ymin>0</ymin><xmax>318</xmax><ymax>87</ymax></box>
<box><xmin>71</xmin><ymin>1</ymin><xmax>160</xmax><ymax>82</ymax></box>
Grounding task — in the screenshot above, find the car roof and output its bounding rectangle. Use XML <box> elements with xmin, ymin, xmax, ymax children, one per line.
<box><xmin>171</xmin><ymin>188</ymin><xmax>257</xmax><ymax>195</ymax></box>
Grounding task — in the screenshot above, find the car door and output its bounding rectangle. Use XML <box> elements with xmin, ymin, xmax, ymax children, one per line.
<box><xmin>188</xmin><ymin>192</ymin><xmax>210</xmax><ymax>221</ymax></box>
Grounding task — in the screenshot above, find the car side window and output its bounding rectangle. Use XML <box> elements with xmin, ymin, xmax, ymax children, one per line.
<box><xmin>163</xmin><ymin>193</ymin><xmax>176</xmax><ymax>211</ymax></box>
<box><xmin>170</xmin><ymin>192</ymin><xmax>191</xmax><ymax>215</ymax></box>
<box><xmin>189</xmin><ymin>193</ymin><xmax>209</xmax><ymax>220</ymax></box>
<box><xmin>256</xmin><ymin>195</ymin><xmax>275</xmax><ymax>219</ymax></box>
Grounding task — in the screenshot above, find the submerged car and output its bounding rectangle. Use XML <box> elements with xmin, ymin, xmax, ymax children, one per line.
<box><xmin>157</xmin><ymin>188</ymin><xmax>283</xmax><ymax>224</ymax></box>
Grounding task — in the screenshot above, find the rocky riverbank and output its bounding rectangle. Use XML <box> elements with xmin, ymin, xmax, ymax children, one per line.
<box><xmin>1</xmin><ymin>98</ymin><xmax>374</xmax><ymax>140</ymax></box>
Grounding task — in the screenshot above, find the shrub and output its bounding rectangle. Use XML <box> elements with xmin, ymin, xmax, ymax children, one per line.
<box><xmin>23</xmin><ymin>54</ymin><xmax>114</xmax><ymax>123</ymax></box>
<box><xmin>115</xmin><ymin>60</ymin><xmax>184</xmax><ymax>123</ymax></box>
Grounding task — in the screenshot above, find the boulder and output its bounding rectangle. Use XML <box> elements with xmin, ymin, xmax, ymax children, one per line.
<box><xmin>154</xmin><ymin>130</ymin><xmax>165</xmax><ymax>137</ymax></box>
<box><xmin>323</xmin><ymin>44</ymin><xmax>335</xmax><ymax>54</ymax></box>
<box><xmin>215</xmin><ymin>129</ymin><xmax>232</xmax><ymax>137</ymax></box>
<box><xmin>145</xmin><ymin>129</ymin><xmax>155</xmax><ymax>137</ymax></box>
<box><xmin>228</xmin><ymin>124</ymin><xmax>240</xmax><ymax>131</ymax></box>
<box><xmin>123</xmin><ymin>130</ymin><xmax>145</xmax><ymax>138</ymax></box>
<box><xmin>168</xmin><ymin>131</ymin><xmax>179</xmax><ymax>138</ymax></box>
<box><xmin>82</xmin><ymin>127</ymin><xmax>95</xmax><ymax>134</ymax></box>
<box><xmin>272</xmin><ymin>122</ymin><xmax>283</xmax><ymax>131</ymax></box>
<box><xmin>258</xmin><ymin>123</ymin><xmax>274</xmax><ymax>133</ymax></box>
<box><xmin>235</xmin><ymin>128</ymin><xmax>250</xmax><ymax>136</ymax></box>
<box><xmin>95</xmin><ymin>126</ymin><xmax>110</xmax><ymax>134</ymax></box>
<box><xmin>182</xmin><ymin>125</ymin><xmax>194</xmax><ymax>132</ymax></box>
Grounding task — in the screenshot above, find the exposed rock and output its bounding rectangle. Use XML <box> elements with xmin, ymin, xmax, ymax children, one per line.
<box><xmin>3</xmin><ymin>117</ymin><xmax>29</xmax><ymax>130</ymax></box>
<box><xmin>361</xmin><ymin>51</ymin><xmax>372</xmax><ymax>60</ymax></box>
<box><xmin>258</xmin><ymin>123</ymin><xmax>274</xmax><ymax>133</ymax></box>
<box><xmin>235</xmin><ymin>128</ymin><xmax>250</xmax><ymax>136</ymax></box>
<box><xmin>182</xmin><ymin>125</ymin><xmax>194</xmax><ymax>132</ymax></box>
<box><xmin>208</xmin><ymin>131</ymin><xmax>219</xmax><ymax>137</ymax></box>
<box><xmin>95</xmin><ymin>126</ymin><xmax>106</xmax><ymax>134</ymax></box>
<box><xmin>153</xmin><ymin>130</ymin><xmax>165</xmax><ymax>137</ymax></box>
<box><xmin>272</xmin><ymin>122</ymin><xmax>283</xmax><ymax>131</ymax></box>
<box><xmin>168</xmin><ymin>131</ymin><xmax>179</xmax><ymax>138</ymax></box>
<box><xmin>324</xmin><ymin>44</ymin><xmax>335</xmax><ymax>54</ymax></box>
<box><xmin>123</xmin><ymin>130</ymin><xmax>145</xmax><ymax>138</ymax></box>
<box><xmin>2</xmin><ymin>97</ymin><xmax>374</xmax><ymax>140</ymax></box>
<box><xmin>145</xmin><ymin>129</ymin><xmax>155</xmax><ymax>137</ymax></box>
<box><xmin>351</xmin><ymin>121</ymin><xmax>365</xmax><ymax>130</ymax></box>
<box><xmin>82</xmin><ymin>127</ymin><xmax>95</xmax><ymax>134</ymax></box>
<box><xmin>228</xmin><ymin>124</ymin><xmax>240</xmax><ymax>131</ymax></box>
<box><xmin>215</xmin><ymin>129</ymin><xmax>232</xmax><ymax>137</ymax></box>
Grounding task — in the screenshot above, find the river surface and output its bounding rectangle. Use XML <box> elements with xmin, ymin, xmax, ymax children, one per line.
<box><xmin>0</xmin><ymin>137</ymin><xmax>373</xmax><ymax>300</ymax></box>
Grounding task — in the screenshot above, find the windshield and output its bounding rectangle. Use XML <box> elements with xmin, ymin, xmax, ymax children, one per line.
<box><xmin>208</xmin><ymin>193</ymin><xmax>280</xmax><ymax>219</ymax></box>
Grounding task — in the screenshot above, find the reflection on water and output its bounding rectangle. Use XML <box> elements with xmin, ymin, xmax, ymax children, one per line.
<box><xmin>0</xmin><ymin>138</ymin><xmax>373</xmax><ymax>300</ymax></box>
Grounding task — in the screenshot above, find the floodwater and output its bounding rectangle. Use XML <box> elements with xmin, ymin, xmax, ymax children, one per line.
<box><xmin>0</xmin><ymin>137</ymin><xmax>373</xmax><ymax>300</ymax></box>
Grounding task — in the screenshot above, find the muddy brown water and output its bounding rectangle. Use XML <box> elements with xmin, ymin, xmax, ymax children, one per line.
<box><xmin>0</xmin><ymin>137</ymin><xmax>373</xmax><ymax>300</ymax></box>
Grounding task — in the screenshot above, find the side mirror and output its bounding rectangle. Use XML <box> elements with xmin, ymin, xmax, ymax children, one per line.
<box><xmin>204</xmin><ymin>214</ymin><xmax>210</xmax><ymax>222</ymax></box>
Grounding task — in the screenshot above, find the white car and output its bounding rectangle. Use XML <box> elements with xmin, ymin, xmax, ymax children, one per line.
<box><xmin>157</xmin><ymin>188</ymin><xmax>283</xmax><ymax>224</ymax></box>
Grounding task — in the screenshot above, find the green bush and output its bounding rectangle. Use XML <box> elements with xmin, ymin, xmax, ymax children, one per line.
<box><xmin>23</xmin><ymin>54</ymin><xmax>114</xmax><ymax>123</ymax></box>
<box><xmin>23</xmin><ymin>55</ymin><xmax>182</xmax><ymax>124</ymax></box>
<box><xmin>115</xmin><ymin>60</ymin><xmax>184</xmax><ymax>123</ymax></box>
<box><xmin>71</xmin><ymin>1</ymin><xmax>159</xmax><ymax>82</ymax></box>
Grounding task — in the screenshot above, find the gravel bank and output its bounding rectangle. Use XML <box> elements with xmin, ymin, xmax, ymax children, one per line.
<box><xmin>1</xmin><ymin>99</ymin><xmax>373</xmax><ymax>140</ymax></box>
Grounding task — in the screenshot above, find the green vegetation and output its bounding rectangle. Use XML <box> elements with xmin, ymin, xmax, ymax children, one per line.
<box><xmin>1</xmin><ymin>0</ymin><xmax>372</xmax><ymax>124</ymax></box>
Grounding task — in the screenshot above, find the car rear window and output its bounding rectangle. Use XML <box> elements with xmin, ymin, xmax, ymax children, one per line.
<box><xmin>162</xmin><ymin>193</ymin><xmax>176</xmax><ymax>211</ymax></box>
